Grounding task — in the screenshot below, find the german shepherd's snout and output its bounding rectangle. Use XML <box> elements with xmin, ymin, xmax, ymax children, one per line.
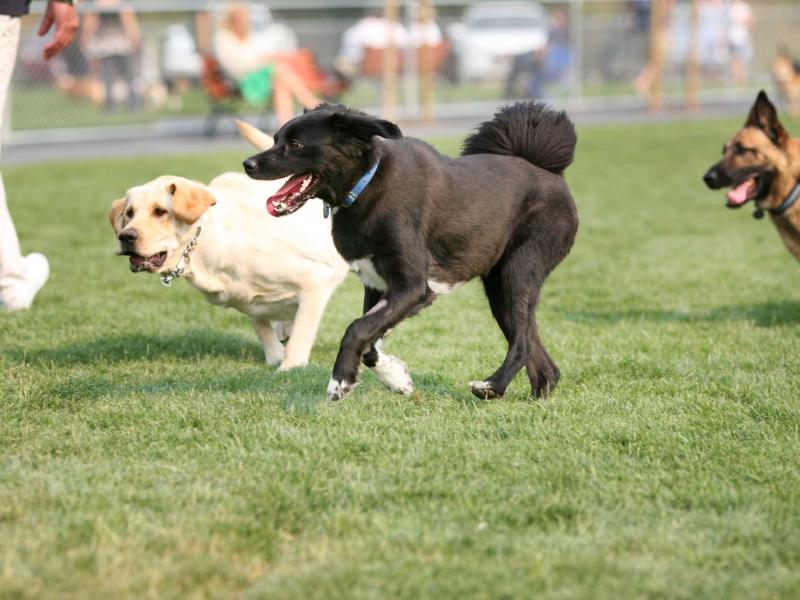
<box><xmin>703</xmin><ymin>164</ymin><xmax>732</xmax><ymax>190</ymax></box>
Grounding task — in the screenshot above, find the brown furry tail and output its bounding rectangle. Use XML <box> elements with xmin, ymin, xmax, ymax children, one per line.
<box><xmin>461</xmin><ymin>102</ymin><xmax>577</xmax><ymax>176</ymax></box>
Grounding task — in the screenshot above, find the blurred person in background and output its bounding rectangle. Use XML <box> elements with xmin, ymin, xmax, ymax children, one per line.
<box><xmin>335</xmin><ymin>9</ymin><xmax>408</xmax><ymax>82</ymax></box>
<box><xmin>726</xmin><ymin>0</ymin><xmax>753</xmax><ymax>86</ymax></box>
<box><xmin>629</xmin><ymin>0</ymin><xmax>651</xmax><ymax>34</ymax></box>
<box><xmin>633</xmin><ymin>0</ymin><xmax>675</xmax><ymax>97</ymax></box>
<box><xmin>698</xmin><ymin>0</ymin><xmax>727</xmax><ymax>76</ymax></box>
<box><xmin>49</xmin><ymin>34</ymin><xmax>105</xmax><ymax>106</ymax></box>
<box><xmin>214</xmin><ymin>2</ymin><xmax>320</xmax><ymax>126</ymax></box>
<box><xmin>0</xmin><ymin>0</ymin><xmax>78</xmax><ymax>311</ymax></box>
<box><xmin>82</xmin><ymin>0</ymin><xmax>141</xmax><ymax>112</ymax></box>
<box><xmin>408</xmin><ymin>7</ymin><xmax>443</xmax><ymax>50</ymax></box>
<box><xmin>162</xmin><ymin>23</ymin><xmax>202</xmax><ymax>109</ymax></box>
<box><xmin>504</xmin><ymin>6</ymin><xmax>571</xmax><ymax>99</ymax></box>
<box><xmin>542</xmin><ymin>7</ymin><xmax>571</xmax><ymax>90</ymax></box>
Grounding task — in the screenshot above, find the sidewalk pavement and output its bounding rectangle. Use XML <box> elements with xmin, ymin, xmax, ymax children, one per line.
<box><xmin>3</xmin><ymin>102</ymin><xmax>748</xmax><ymax>168</ymax></box>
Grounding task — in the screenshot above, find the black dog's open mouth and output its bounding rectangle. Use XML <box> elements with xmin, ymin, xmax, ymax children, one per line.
<box><xmin>121</xmin><ymin>251</ymin><xmax>167</xmax><ymax>273</ymax></box>
<box><xmin>266</xmin><ymin>173</ymin><xmax>320</xmax><ymax>217</ymax></box>
<box><xmin>725</xmin><ymin>174</ymin><xmax>771</xmax><ymax>209</ymax></box>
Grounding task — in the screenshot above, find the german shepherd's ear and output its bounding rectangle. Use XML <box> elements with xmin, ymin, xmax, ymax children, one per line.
<box><xmin>168</xmin><ymin>182</ymin><xmax>216</xmax><ymax>225</ymax></box>
<box><xmin>328</xmin><ymin>111</ymin><xmax>403</xmax><ymax>141</ymax></box>
<box><xmin>108</xmin><ymin>198</ymin><xmax>126</xmax><ymax>235</ymax></box>
<box><xmin>746</xmin><ymin>90</ymin><xmax>789</xmax><ymax>147</ymax></box>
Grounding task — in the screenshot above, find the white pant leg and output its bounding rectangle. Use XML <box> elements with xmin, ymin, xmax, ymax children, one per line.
<box><xmin>0</xmin><ymin>15</ymin><xmax>24</xmax><ymax>291</ymax></box>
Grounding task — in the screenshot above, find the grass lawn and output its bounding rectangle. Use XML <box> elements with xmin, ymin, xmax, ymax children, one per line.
<box><xmin>1</xmin><ymin>117</ymin><xmax>800</xmax><ymax>599</ymax></box>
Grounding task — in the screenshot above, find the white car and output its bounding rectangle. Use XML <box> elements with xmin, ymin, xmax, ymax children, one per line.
<box><xmin>448</xmin><ymin>1</ymin><xmax>547</xmax><ymax>83</ymax></box>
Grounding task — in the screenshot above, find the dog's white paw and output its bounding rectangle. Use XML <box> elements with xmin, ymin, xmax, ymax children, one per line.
<box><xmin>278</xmin><ymin>358</ymin><xmax>308</xmax><ymax>371</ymax></box>
<box><xmin>373</xmin><ymin>354</ymin><xmax>413</xmax><ymax>395</ymax></box>
<box><xmin>326</xmin><ymin>378</ymin><xmax>358</xmax><ymax>402</ymax></box>
<box><xmin>264</xmin><ymin>347</ymin><xmax>286</xmax><ymax>366</ymax></box>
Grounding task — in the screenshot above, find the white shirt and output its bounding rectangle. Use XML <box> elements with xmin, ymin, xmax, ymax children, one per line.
<box><xmin>408</xmin><ymin>21</ymin><xmax>443</xmax><ymax>48</ymax></box>
<box><xmin>214</xmin><ymin>29</ymin><xmax>265</xmax><ymax>80</ymax></box>
<box><xmin>339</xmin><ymin>17</ymin><xmax>409</xmax><ymax>63</ymax></box>
<box><xmin>728</xmin><ymin>0</ymin><xmax>753</xmax><ymax>46</ymax></box>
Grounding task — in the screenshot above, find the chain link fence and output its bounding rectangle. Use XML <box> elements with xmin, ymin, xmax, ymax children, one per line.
<box><xmin>6</xmin><ymin>0</ymin><xmax>800</xmax><ymax>142</ymax></box>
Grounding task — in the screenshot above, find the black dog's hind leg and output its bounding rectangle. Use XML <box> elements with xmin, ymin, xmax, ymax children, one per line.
<box><xmin>475</xmin><ymin>253</ymin><xmax>559</xmax><ymax>399</ymax></box>
<box><xmin>473</xmin><ymin>264</ymin><xmax>532</xmax><ymax>399</ymax></box>
<box><xmin>526</xmin><ymin>325</ymin><xmax>560</xmax><ymax>398</ymax></box>
<box><xmin>327</xmin><ymin>282</ymin><xmax>432</xmax><ymax>401</ymax></box>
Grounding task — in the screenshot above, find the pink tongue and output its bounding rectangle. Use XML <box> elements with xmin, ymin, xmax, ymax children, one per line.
<box><xmin>727</xmin><ymin>180</ymin><xmax>752</xmax><ymax>206</ymax></box>
<box><xmin>268</xmin><ymin>174</ymin><xmax>306</xmax><ymax>202</ymax></box>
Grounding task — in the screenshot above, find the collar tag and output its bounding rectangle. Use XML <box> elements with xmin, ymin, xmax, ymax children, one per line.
<box><xmin>323</xmin><ymin>202</ymin><xmax>330</xmax><ymax>219</ymax></box>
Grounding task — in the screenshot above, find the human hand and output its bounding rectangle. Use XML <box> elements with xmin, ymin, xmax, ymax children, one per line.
<box><xmin>38</xmin><ymin>1</ymin><xmax>80</xmax><ymax>60</ymax></box>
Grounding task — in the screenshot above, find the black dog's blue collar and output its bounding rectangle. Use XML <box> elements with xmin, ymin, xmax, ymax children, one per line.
<box><xmin>323</xmin><ymin>159</ymin><xmax>381</xmax><ymax>219</ymax></box>
<box><xmin>344</xmin><ymin>159</ymin><xmax>381</xmax><ymax>207</ymax></box>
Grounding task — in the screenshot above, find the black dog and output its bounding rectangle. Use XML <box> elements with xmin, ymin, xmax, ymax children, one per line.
<box><xmin>243</xmin><ymin>102</ymin><xmax>578</xmax><ymax>401</ymax></box>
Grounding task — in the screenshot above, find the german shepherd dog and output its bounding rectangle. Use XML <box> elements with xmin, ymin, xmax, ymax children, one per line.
<box><xmin>243</xmin><ymin>102</ymin><xmax>578</xmax><ymax>402</ymax></box>
<box><xmin>704</xmin><ymin>91</ymin><xmax>800</xmax><ymax>262</ymax></box>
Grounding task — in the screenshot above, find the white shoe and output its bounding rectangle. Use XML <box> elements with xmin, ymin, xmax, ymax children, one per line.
<box><xmin>0</xmin><ymin>253</ymin><xmax>50</xmax><ymax>312</ymax></box>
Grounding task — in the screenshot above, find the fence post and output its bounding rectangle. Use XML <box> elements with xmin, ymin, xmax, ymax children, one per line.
<box><xmin>418</xmin><ymin>0</ymin><xmax>434</xmax><ymax>122</ymax></box>
<box><xmin>568</xmin><ymin>0</ymin><xmax>584</xmax><ymax>106</ymax></box>
<box><xmin>403</xmin><ymin>0</ymin><xmax>420</xmax><ymax>120</ymax></box>
<box><xmin>647</xmin><ymin>0</ymin><xmax>669</xmax><ymax>111</ymax></box>
<box><xmin>383</xmin><ymin>0</ymin><xmax>400</xmax><ymax>121</ymax></box>
<box><xmin>686</xmin><ymin>0</ymin><xmax>700</xmax><ymax>110</ymax></box>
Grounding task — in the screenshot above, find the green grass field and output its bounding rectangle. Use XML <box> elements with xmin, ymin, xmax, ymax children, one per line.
<box><xmin>1</xmin><ymin>118</ymin><xmax>800</xmax><ymax>599</ymax></box>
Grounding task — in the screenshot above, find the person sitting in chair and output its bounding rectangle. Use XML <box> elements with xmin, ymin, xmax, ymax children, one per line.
<box><xmin>214</xmin><ymin>2</ymin><xmax>320</xmax><ymax>126</ymax></box>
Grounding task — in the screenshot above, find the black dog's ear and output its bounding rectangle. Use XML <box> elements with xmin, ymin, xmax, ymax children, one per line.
<box><xmin>746</xmin><ymin>90</ymin><xmax>789</xmax><ymax>147</ymax></box>
<box><xmin>328</xmin><ymin>111</ymin><xmax>403</xmax><ymax>141</ymax></box>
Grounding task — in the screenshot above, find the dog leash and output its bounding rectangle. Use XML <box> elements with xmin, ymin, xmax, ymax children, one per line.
<box><xmin>323</xmin><ymin>159</ymin><xmax>381</xmax><ymax>219</ymax></box>
<box><xmin>753</xmin><ymin>181</ymin><xmax>800</xmax><ymax>220</ymax></box>
<box><xmin>161</xmin><ymin>226</ymin><xmax>202</xmax><ymax>287</ymax></box>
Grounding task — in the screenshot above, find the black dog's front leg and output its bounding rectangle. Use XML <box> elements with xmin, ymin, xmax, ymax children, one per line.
<box><xmin>359</xmin><ymin>287</ymin><xmax>383</xmax><ymax>367</ymax></box>
<box><xmin>326</xmin><ymin>282</ymin><xmax>431</xmax><ymax>401</ymax></box>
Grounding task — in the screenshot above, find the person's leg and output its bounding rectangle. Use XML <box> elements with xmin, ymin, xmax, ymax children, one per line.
<box><xmin>0</xmin><ymin>16</ymin><xmax>49</xmax><ymax>311</ymax></box>
<box><xmin>100</xmin><ymin>56</ymin><xmax>117</xmax><ymax>111</ymax></box>
<box><xmin>115</xmin><ymin>53</ymin><xmax>139</xmax><ymax>109</ymax></box>
<box><xmin>271</xmin><ymin>76</ymin><xmax>294</xmax><ymax>126</ymax></box>
<box><xmin>273</xmin><ymin>62</ymin><xmax>320</xmax><ymax>111</ymax></box>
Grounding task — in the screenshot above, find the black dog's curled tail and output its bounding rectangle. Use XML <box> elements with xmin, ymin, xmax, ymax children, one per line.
<box><xmin>461</xmin><ymin>102</ymin><xmax>576</xmax><ymax>176</ymax></box>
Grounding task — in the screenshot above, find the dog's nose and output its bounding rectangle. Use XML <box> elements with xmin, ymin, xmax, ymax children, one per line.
<box><xmin>118</xmin><ymin>229</ymin><xmax>139</xmax><ymax>244</ymax></box>
<box><xmin>243</xmin><ymin>158</ymin><xmax>258</xmax><ymax>175</ymax></box>
<box><xmin>703</xmin><ymin>169</ymin><xmax>718</xmax><ymax>188</ymax></box>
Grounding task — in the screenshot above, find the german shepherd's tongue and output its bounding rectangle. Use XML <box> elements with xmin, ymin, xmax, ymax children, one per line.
<box><xmin>727</xmin><ymin>179</ymin><xmax>755</xmax><ymax>207</ymax></box>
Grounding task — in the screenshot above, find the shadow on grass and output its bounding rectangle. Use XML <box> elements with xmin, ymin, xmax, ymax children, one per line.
<box><xmin>2</xmin><ymin>328</ymin><xmax>263</xmax><ymax>366</ymax></box>
<box><xmin>36</xmin><ymin>363</ymin><xmax>487</xmax><ymax>410</ymax></box>
<box><xmin>5</xmin><ymin>327</ymin><xmax>523</xmax><ymax>408</ymax></box>
<box><xmin>558</xmin><ymin>301</ymin><xmax>800</xmax><ymax>328</ymax></box>
<box><xmin>40</xmin><ymin>364</ymin><xmax>332</xmax><ymax>405</ymax></box>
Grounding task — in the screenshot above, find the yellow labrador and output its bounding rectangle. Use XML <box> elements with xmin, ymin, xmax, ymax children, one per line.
<box><xmin>109</xmin><ymin>123</ymin><xmax>348</xmax><ymax>370</ymax></box>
